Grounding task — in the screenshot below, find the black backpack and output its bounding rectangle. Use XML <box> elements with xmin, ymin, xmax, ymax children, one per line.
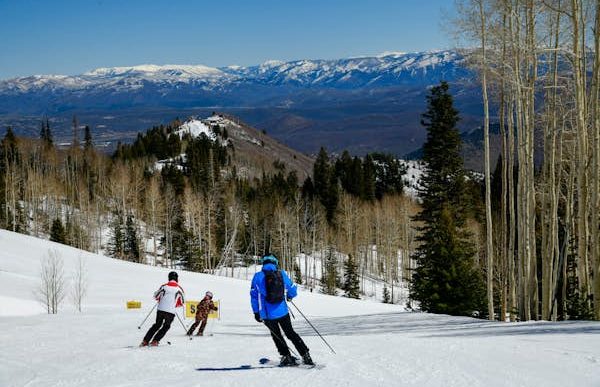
<box><xmin>264</xmin><ymin>270</ymin><xmax>285</xmax><ymax>303</ymax></box>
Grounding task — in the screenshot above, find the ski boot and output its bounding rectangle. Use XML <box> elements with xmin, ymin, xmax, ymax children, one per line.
<box><xmin>149</xmin><ymin>340</ymin><xmax>159</xmax><ymax>347</ymax></box>
<box><xmin>302</xmin><ymin>352</ymin><xmax>314</xmax><ymax>366</ymax></box>
<box><xmin>139</xmin><ymin>340</ymin><xmax>149</xmax><ymax>347</ymax></box>
<box><xmin>279</xmin><ymin>355</ymin><xmax>298</xmax><ymax>367</ymax></box>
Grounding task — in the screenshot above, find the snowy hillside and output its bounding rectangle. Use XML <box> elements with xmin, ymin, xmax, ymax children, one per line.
<box><xmin>153</xmin><ymin>113</ymin><xmax>313</xmax><ymax>179</ymax></box>
<box><xmin>1</xmin><ymin>230</ymin><xmax>600</xmax><ymax>387</ymax></box>
<box><xmin>173</xmin><ymin>119</ymin><xmax>217</xmax><ymax>140</ymax></box>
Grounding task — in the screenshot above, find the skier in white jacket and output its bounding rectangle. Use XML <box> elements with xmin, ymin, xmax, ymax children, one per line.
<box><xmin>140</xmin><ymin>271</ymin><xmax>185</xmax><ymax>346</ymax></box>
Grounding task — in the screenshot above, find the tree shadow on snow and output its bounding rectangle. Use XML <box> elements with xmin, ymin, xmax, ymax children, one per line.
<box><xmin>216</xmin><ymin>312</ymin><xmax>600</xmax><ymax>339</ymax></box>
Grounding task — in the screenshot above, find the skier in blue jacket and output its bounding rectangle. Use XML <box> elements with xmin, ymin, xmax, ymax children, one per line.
<box><xmin>250</xmin><ymin>254</ymin><xmax>313</xmax><ymax>366</ymax></box>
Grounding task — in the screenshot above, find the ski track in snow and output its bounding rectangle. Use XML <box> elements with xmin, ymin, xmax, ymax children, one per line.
<box><xmin>1</xmin><ymin>229</ymin><xmax>600</xmax><ymax>386</ymax></box>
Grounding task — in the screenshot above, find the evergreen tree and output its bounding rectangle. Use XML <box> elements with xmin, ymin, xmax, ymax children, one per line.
<box><xmin>170</xmin><ymin>216</ymin><xmax>202</xmax><ymax>271</ymax></box>
<box><xmin>313</xmin><ymin>147</ymin><xmax>330</xmax><ymax>200</ymax></box>
<box><xmin>72</xmin><ymin>115</ymin><xmax>79</xmax><ymax>148</ymax></box>
<box><xmin>383</xmin><ymin>285</ymin><xmax>391</xmax><ymax>304</ymax></box>
<box><xmin>343</xmin><ymin>254</ymin><xmax>360</xmax><ymax>299</ymax></box>
<box><xmin>124</xmin><ymin>213</ymin><xmax>141</xmax><ymax>262</ymax></box>
<box><xmin>40</xmin><ymin>118</ymin><xmax>53</xmax><ymax>148</ymax></box>
<box><xmin>84</xmin><ymin>125</ymin><xmax>93</xmax><ymax>151</ymax></box>
<box><xmin>361</xmin><ymin>155</ymin><xmax>376</xmax><ymax>201</ymax></box>
<box><xmin>565</xmin><ymin>236</ymin><xmax>594</xmax><ymax>320</ymax></box>
<box><xmin>1</xmin><ymin>127</ymin><xmax>19</xmax><ymax>162</ymax></box>
<box><xmin>293</xmin><ymin>262</ymin><xmax>303</xmax><ymax>285</ymax></box>
<box><xmin>409</xmin><ymin>82</ymin><xmax>485</xmax><ymax>317</ymax></box>
<box><xmin>50</xmin><ymin>218</ymin><xmax>67</xmax><ymax>244</ymax></box>
<box><xmin>108</xmin><ymin>213</ymin><xmax>125</xmax><ymax>259</ymax></box>
<box><xmin>312</xmin><ymin>148</ymin><xmax>338</xmax><ymax>222</ymax></box>
<box><xmin>370</xmin><ymin>152</ymin><xmax>406</xmax><ymax>199</ymax></box>
<box><xmin>321</xmin><ymin>247</ymin><xmax>339</xmax><ymax>295</ymax></box>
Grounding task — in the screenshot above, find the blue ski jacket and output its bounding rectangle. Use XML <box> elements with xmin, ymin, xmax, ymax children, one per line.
<box><xmin>250</xmin><ymin>263</ymin><xmax>297</xmax><ymax>320</ymax></box>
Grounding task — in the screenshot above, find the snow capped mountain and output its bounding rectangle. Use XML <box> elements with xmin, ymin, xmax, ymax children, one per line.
<box><xmin>0</xmin><ymin>50</ymin><xmax>477</xmax><ymax>159</ymax></box>
<box><xmin>0</xmin><ymin>50</ymin><xmax>466</xmax><ymax>94</ymax></box>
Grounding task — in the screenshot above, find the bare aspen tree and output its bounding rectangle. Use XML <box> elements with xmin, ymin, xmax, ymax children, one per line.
<box><xmin>37</xmin><ymin>249</ymin><xmax>67</xmax><ymax>314</ymax></box>
<box><xmin>570</xmin><ymin>0</ymin><xmax>591</xmax><ymax>304</ymax></box>
<box><xmin>591</xmin><ymin>1</ymin><xmax>600</xmax><ymax>319</ymax></box>
<box><xmin>71</xmin><ymin>255</ymin><xmax>88</xmax><ymax>312</ymax></box>
<box><xmin>146</xmin><ymin>175</ymin><xmax>164</xmax><ymax>266</ymax></box>
<box><xmin>475</xmin><ymin>0</ymin><xmax>496</xmax><ymax>320</ymax></box>
<box><xmin>540</xmin><ymin>1</ymin><xmax>563</xmax><ymax>320</ymax></box>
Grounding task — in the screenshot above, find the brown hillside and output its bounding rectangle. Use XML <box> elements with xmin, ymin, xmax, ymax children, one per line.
<box><xmin>208</xmin><ymin>113</ymin><xmax>314</xmax><ymax>181</ymax></box>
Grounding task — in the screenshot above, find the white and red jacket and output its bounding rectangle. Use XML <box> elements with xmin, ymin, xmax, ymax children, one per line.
<box><xmin>154</xmin><ymin>280</ymin><xmax>185</xmax><ymax>314</ymax></box>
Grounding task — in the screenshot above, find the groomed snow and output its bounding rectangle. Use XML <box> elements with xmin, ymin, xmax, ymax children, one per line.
<box><xmin>1</xmin><ymin>230</ymin><xmax>599</xmax><ymax>387</ymax></box>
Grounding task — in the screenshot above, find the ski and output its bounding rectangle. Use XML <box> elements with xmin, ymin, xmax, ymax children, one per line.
<box><xmin>258</xmin><ymin>357</ymin><xmax>324</xmax><ymax>370</ymax></box>
<box><xmin>124</xmin><ymin>341</ymin><xmax>172</xmax><ymax>349</ymax></box>
<box><xmin>196</xmin><ymin>365</ymin><xmax>278</xmax><ymax>371</ymax></box>
<box><xmin>195</xmin><ymin>358</ymin><xmax>324</xmax><ymax>372</ymax></box>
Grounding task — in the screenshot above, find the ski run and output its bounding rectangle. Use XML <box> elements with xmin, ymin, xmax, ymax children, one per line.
<box><xmin>1</xmin><ymin>229</ymin><xmax>599</xmax><ymax>387</ymax></box>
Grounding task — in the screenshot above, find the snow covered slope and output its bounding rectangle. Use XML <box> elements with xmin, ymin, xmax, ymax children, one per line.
<box><xmin>1</xmin><ymin>229</ymin><xmax>599</xmax><ymax>387</ymax></box>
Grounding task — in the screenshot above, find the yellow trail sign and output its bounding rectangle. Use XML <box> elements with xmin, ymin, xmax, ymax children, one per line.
<box><xmin>185</xmin><ymin>300</ymin><xmax>220</xmax><ymax>320</ymax></box>
<box><xmin>126</xmin><ymin>301</ymin><xmax>142</xmax><ymax>309</ymax></box>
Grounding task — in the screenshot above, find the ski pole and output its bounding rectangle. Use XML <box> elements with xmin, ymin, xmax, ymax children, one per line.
<box><xmin>175</xmin><ymin>312</ymin><xmax>192</xmax><ymax>340</ymax></box>
<box><xmin>137</xmin><ymin>302</ymin><xmax>158</xmax><ymax>329</ymax></box>
<box><xmin>288</xmin><ymin>302</ymin><xmax>296</xmax><ymax>320</ymax></box>
<box><xmin>290</xmin><ymin>300</ymin><xmax>336</xmax><ymax>354</ymax></box>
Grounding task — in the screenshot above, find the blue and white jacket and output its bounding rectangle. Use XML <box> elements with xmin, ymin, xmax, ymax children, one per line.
<box><xmin>250</xmin><ymin>263</ymin><xmax>297</xmax><ymax>320</ymax></box>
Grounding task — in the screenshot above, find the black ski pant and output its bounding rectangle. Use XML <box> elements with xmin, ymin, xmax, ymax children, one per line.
<box><xmin>263</xmin><ymin>313</ymin><xmax>309</xmax><ymax>357</ymax></box>
<box><xmin>144</xmin><ymin>310</ymin><xmax>174</xmax><ymax>343</ymax></box>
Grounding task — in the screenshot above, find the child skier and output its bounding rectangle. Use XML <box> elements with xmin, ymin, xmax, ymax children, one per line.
<box><xmin>140</xmin><ymin>271</ymin><xmax>185</xmax><ymax>347</ymax></box>
<box><xmin>187</xmin><ymin>291</ymin><xmax>218</xmax><ymax>336</ymax></box>
<box><xmin>250</xmin><ymin>254</ymin><xmax>314</xmax><ymax>366</ymax></box>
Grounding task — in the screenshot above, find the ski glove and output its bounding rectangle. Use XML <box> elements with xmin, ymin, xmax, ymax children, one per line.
<box><xmin>254</xmin><ymin>312</ymin><xmax>263</xmax><ymax>323</ymax></box>
<box><xmin>286</xmin><ymin>296</ymin><xmax>293</xmax><ymax>302</ymax></box>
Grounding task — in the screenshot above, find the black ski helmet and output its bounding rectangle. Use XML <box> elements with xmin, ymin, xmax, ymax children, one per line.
<box><xmin>168</xmin><ymin>271</ymin><xmax>178</xmax><ymax>281</ymax></box>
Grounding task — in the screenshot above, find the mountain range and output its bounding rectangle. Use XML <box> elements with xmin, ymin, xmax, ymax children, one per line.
<box><xmin>0</xmin><ymin>50</ymin><xmax>484</xmax><ymax>158</ymax></box>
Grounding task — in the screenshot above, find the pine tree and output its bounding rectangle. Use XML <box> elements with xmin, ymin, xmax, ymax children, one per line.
<box><xmin>108</xmin><ymin>213</ymin><xmax>124</xmax><ymax>259</ymax></box>
<box><xmin>84</xmin><ymin>126</ymin><xmax>93</xmax><ymax>151</ymax></box>
<box><xmin>343</xmin><ymin>254</ymin><xmax>360</xmax><ymax>299</ymax></box>
<box><xmin>50</xmin><ymin>218</ymin><xmax>67</xmax><ymax>244</ymax></box>
<box><xmin>293</xmin><ymin>262</ymin><xmax>303</xmax><ymax>285</ymax></box>
<box><xmin>40</xmin><ymin>118</ymin><xmax>53</xmax><ymax>148</ymax></box>
<box><xmin>313</xmin><ymin>148</ymin><xmax>338</xmax><ymax>223</ymax></box>
<box><xmin>72</xmin><ymin>115</ymin><xmax>79</xmax><ymax>148</ymax></box>
<box><xmin>409</xmin><ymin>82</ymin><xmax>485</xmax><ymax>317</ymax></box>
<box><xmin>361</xmin><ymin>155</ymin><xmax>376</xmax><ymax>201</ymax></box>
<box><xmin>565</xmin><ymin>236</ymin><xmax>594</xmax><ymax>320</ymax></box>
<box><xmin>383</xmin><ymin>285</ymin><xmax>391</xmax><ymax>304</ymax></box>
<box><xmin>321</xmin><ymin>247</ymin><xmax>339</xmax><ymax>295</ymax></box>
<box><xmin>124</xmin><ymin>213</ymin><xmax>141</xmax><ymax>262</ymax></box>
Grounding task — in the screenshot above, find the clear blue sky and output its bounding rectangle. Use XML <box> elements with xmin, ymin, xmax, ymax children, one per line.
<box><xmin>0</xmin><ymin>0</ymin><xmax>455</xmax><ymax>79</ymax></box>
